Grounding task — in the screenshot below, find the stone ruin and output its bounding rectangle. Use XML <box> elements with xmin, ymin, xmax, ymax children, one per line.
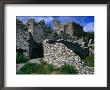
<box><xmin>43</xmin><ymin>39</ymin><xmax>94</xmax><ymax>74</ymax></box>
<box><xmin>16</xmin><ymin>18</ymin><xmax>94</xmax><ymax>74</ymax></box>
<box><xmin>53</xmin><ymin>19</ymin><xmax>83</xmax><ymax>37</ymax></box>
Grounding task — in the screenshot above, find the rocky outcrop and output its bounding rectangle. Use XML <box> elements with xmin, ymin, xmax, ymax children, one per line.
<box><xmin>16</xmin><ymin>29</ymin><xmax>29</xmax><ymax>52</ymax></box>
<box><xmin>16</xmin><ymin>19</ymin><xmax>45</xmax><ymax>58</ymax></box>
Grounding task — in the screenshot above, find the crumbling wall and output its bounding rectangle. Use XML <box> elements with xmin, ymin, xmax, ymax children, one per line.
<box><xmin>43</xmin><ymin>39</ymin><xmax>94</xmax><ymax>74</ymax></box>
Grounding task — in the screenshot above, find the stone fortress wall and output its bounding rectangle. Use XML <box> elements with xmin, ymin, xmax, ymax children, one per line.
<box><xmin>43</xmin><ymin>39</ymin><xmax>94</xmax><ymax>74</ymax></box>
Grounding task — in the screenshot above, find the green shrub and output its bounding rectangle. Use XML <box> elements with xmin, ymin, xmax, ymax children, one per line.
<box><xmin>82</xmin><ymin>55</ymin><xmax>94</xmax><ymax>67</ymax></box>
<box><xmin>46</xmin><ymin>64</ymin><xmax>54</xmax><ymax>72</ymax></box>
<box><xmin>17</xmin><ymin>63</ymin><xmax>37</xmax><ymax>74</ymax></box>
<box><xmin>16</xmin><ymin>52</ymin><xmax>29</xmax><ymax>64</ymax></box>
<box><xmin>59</xmin><ymin>64</ymin><xmax>78</xmax><ymax>74</ymax></box>
<box><xmin>33</xmin><ymin>63</ymin><xmax>54</xmax><ymax>74</ymax></box>
<box><xmin>17</xmin><ymin>61</ymin><xmax>80</xmax><ymax>74</ymax></box>
<box><xmin>17</xmin><ymin>63</ymin><xmax>55</xmax><ymax>74</ymax></box>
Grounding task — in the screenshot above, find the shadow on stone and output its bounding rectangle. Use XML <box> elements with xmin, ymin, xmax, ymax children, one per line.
<box><xmin>29</xmin><ymin>32</ymin><xmax>44</xmax><ymax>59</ymax></box>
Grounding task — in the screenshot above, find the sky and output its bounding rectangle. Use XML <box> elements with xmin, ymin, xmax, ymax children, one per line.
<box><xmin>16</xmin><ymin>16</ymin><xmax>94</xmax><ymax>32</ymax></box>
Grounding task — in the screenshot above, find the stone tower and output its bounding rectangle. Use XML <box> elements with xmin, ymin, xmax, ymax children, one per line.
<box><xmin>53</xmin><ymin>19</ymin><xmax>61</xmax><ymax>32</ymax></box>
<box><xmin>26</xmin><ymin>19</ymin><xmax>35</xmax><ymax>35</ymax></box>
<box><xmin>64</xmin><ymin>22</ymin><xmax>74</xmax><ymax>36</ymax></box>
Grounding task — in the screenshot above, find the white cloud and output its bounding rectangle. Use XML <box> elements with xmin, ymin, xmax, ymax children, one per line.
<box><xmin>84</xmin><ymin>22</ymin><xmax>94</xmax><ymax>32</ymax></box>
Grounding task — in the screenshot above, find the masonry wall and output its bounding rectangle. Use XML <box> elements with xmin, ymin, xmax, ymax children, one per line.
<box><xmin>43</xmin><ymin>39</ymin><xmax>94</xmax><ymax>74</ymax></box>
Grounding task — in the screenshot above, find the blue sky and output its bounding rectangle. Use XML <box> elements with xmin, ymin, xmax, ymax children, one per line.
<box><xmin>16</xmin><ymin>16</ymin><xmax>94</xmax><ymax>32</ymax></box>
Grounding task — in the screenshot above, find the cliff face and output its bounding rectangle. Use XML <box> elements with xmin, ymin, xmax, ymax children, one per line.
<box><xmin>26</xmin><ymin>19</ymin><xmax>45</xmax><ymax>43</ymax></box>
<box><xmin>16</xmin><ymin>29</ymin><xmax>29</xmax><ymax>52</ymax></box>
<box><xmin>16</xmin><ymin>19</ymin><xmax>45</xmax><ymax>59</ymax></box>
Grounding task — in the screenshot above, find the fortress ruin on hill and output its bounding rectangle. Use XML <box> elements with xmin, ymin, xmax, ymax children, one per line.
<box><xmin>53</xmin><ymin>19</ymin><xmax>83</xmax><ymax>37</ymax></box>
<box><xmin>16</xmin><ymin>18</ymin><xmax>94</xmax><ymax>74</ymax></box>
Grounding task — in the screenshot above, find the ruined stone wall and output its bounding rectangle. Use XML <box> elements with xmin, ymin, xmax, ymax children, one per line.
<box><xmin>64</xmin><ymin>22</ymin><xmax>73</xmax><ymax>36</ymax></box>
<box><xmin>53</xmin><ymin>19</ymin><xmax>61</xmax><ymax>31</ymax></box>
<box><xmin>53</xmin><ymin>20</ymin><xmax>74</xmax><ymax>37</ymax></box>
<box><xmin>43</xmin><ymin>39</ymin><xmax>94</xmax><ymax>74</ymax></box>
